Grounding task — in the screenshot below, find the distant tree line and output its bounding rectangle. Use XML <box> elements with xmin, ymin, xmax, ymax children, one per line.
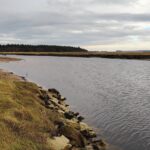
<box><xmin>0</xmin><ymin>44</ymin><xmax>88</xmax><ymax>52</ymax></box>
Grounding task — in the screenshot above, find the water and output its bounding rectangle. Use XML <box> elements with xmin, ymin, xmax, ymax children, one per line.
<box><xmin>0</xmin><ymin>55</ymin><xmax>150</xmax><ymax>150</ymax></box>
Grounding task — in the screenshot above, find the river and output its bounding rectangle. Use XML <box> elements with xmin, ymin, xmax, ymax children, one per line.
<box><xmin>0</xmin><ymin>55</ymin><xmax>150</xmax><ymax>150</ymax></box>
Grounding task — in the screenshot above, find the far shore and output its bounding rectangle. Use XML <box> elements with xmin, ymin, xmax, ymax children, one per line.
<box><xmin>1</xmin><ymin>51</ymin><xmax>150</xmax><ymax>60</ymax></box>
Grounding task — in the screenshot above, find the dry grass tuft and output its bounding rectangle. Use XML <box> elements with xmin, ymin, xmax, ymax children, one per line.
<box><xmin>0</xmin><ymin>70</ymin><xmax>62</xmax><ymax>149</ymax></box>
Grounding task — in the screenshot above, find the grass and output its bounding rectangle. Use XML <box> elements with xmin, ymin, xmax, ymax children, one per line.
<box><xmin>0</xmin><ymin>71</ymin><xmax>62</xmax><ymax>150</ymax></box>
<box><xmin>0</xmin><ymin>71</ymin><xmax>96</xmax><ymax>149</ymax></box>
<box><xmin>1</xmin><ymin>51</ymin><xmax>150</xmax><ymax>59</ymax></box>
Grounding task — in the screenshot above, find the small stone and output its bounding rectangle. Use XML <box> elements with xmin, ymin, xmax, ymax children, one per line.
<box><xmin>55</xmin><ymin>121</ymin><xmax>65</xmax><ymax>129</ymax></box>
<box><xmin>81</xmin><ymin>130</ymin><xmax>96</xmax><ymax>139</ymax></box>
<box><xmin>86</xmin><ymin>145</ymin><xmax>95</xmax><ymax>150</ymax></box>
<box><xmin>45</xmin><ymin>100</ymin><xmax>51</xmax><ymax>106</ymax></box>
<box><xmin>92</xmin><ymin>144</ymin><xmax>101</xmax><ymax>150</ymax></box>
<box><xmin>60</xmin><ymin>96</ymin><xmax>66</xmax><ymax>101</ymax></box>
<box><xmin>21</xmin><ymin>76</ymin><xmax>26</xmax><ymax>80</ymax></box>
<box><xmin>78</xmin><ymin>116</ymin><xmax>84</xmax><ymax>122</ymax></box>
<box><xmin>65</xmin><ymin>104</ymin><xmax>69</xmax><ymax>107</ymax></box>
<box><xmin>48</xmin><ymin>88</ymin><xmax>60</xmax><ymax>95</ymax></box>
<box><xmin>74</xmin><ymin>112</ymin><xmax>80</xmax><ymax>117</ymax></box>
<box><xmin>64</xmin><ymin>111</ymin><xmax>75</xmax><ymax>120</ymax></box>
<box><xmin>98</xmin><ymin>139</ymin><xmax>106</xmax><ymax>147</ymax></box>
<box><xmin>48</xmin><ymin>88</ymin><xmax>62</xmax><ymax>100</ymax></box>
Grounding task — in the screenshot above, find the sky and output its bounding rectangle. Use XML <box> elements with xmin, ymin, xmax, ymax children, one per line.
<box><xmin>0</xmin><ymin>0</ymin><xmax>150</xmax><ymax>51</ymax></box>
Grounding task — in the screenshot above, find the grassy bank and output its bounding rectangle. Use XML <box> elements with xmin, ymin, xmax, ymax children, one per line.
<box><xmin>0</xmin><ymin>69</ymin><xmax>111</xmax><ymax>150</ymax></box>
<box><xmin>1</xmin><ymin>51</ymin><xmax>150</xmax><ymax>59</ymax></box>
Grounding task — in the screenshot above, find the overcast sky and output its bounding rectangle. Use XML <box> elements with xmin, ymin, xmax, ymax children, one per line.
<box><xmin>0</xmin><ymin>0</ymin><xmax>150</xmax><ymax>51</ymax></box>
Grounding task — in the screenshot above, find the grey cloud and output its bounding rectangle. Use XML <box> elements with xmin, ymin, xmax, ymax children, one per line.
<box><xmin>93</xmin><ymin>13</ymin><xmax>150</xmax><ymax>22</ymax></box>
<box><xmin>0</xmin><ymin>11</ymin><xmax>149</xmax><ymax>45</ymax></box>
<box><xmin>0</xmin><ymin>0</ymin><xmax>149</xmax><ymax>50</ymax></box>
<box><xmin>47</xmin><ymin>0</ymin><xmax>137</xmax><ymax>6</ymax></box>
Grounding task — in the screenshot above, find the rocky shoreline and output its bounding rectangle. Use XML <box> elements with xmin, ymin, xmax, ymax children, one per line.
<box><xmin>39</xmin><ymin>87</ymin><xmax>108</xmax><ymax>150</ymax></box>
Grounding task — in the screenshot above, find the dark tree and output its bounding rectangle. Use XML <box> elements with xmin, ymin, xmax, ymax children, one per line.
<box><xmin>0</xmin><ymin>44</ymin><xmax>88</xmax><ymax>52</ymax></box>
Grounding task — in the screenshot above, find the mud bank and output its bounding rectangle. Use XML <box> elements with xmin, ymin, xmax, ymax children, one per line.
<box><xmin>0</xmin><ymin>56</ymin><xmax>21</xmax><ymax>62</ymax></box>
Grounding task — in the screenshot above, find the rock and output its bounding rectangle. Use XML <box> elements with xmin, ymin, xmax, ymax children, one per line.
<box><xmin>45</xmin><ymin>100</ymin><xmax>51</xmax><ymax>106</ymax></box>
<box><xmin>21</xmin><ymin>76</ymin><xmax>26</xmax><ymax>81</ymax></box>
<box><xmin>48</xmin><ymin>88</ymin><xmax>61</xmax><ymax>99</ymax></box>
<box><xmin>86</xmin><ymin>145</ymin><xmax>95</xmax><ymax>150</ymax></box>
<box><xmin>80</xmin><ymin>122</ymin><xmax>97</xmax><ymax>139</ymax></box>
<box><xmin>60</xmin><ymin>96</ymin><xmax>66</xmax><ymax>101</ymax></box>
<box><xmin>58</xmin><ymin>101</ymin><xmax>66</xmax><ymax>106</ymax></box>
<box><xmin>47</xmin><ymin>135</ymin><xmax>71</xmax><ymax>150</ymax></box>
<box><xmin>50</xmin><ymin>97</ymin><xmax>69</xmax><ymax>112</ymax></box>
<box><xmin>58</xmin><ymin>109</ymin><xmax>66</xmax><ymax>114</ymax></box>
<box><xmin>74</xmin><ymin>112</ymin><xmax>80</xmax><ymax>117</ymax></box>
<box><xmin>78</xmin><ymin>116</ymin><xmax>84</xmax><ymax>122</ymax></box>
<box><xmin>47</xmin><ymin>104</ymin><xmax>55</xmax><ymax>110</ymax></box>
<box><xmin>39</xmin><ymin>91</ymin><xmax>51</xmax><ymax>106</ymax></box>
<box><xmin>80</xmin><ymin>122</ymin><xmax>91</xmax><ymax>131</ymax></box>
<box><xmin>93</xmin><ymin>139</ymin><xmax>107</xmax><ymax>148</ymax></box>
<box><xmin>65</xmin><ymin>104</ymin><xmax>69</xmax><ymax>107</ymax></box>
<box><xmin>59</xmin><ymin>125</ymin><xmax>87</xmax><ymax>147</ymax></box>
<box><xmin>64</xmin><ymin>111</ymin><xmax>76</xmax><ymax>120</ymax></box>
<box><xmin>92</xmin><ymin>144</ymin><xmax>101</xmax><ymax>150</ymax></box>
<box><xmin>48</xmin><ymin>88</ymin><xmax>60</xmax><ymax>95</ymax></box>
<box><xmin>58</xmin><ymin>101</ymin><xmax>62</xmax><ymax>104</ymax></box>
<box><xmin>81</xmin><ymin>130</ymin><xmax>97</xmax><ymax>139</ymax></box>
<box><xmin>48</xmin><ymin>89</ymin><xmax>59</xmax><ymax>94</ymax></box>
<box><xmin>43</xmin><ymin>95</ymin><xmax>51</xmax><ymax>106</ymax></box>
<box><xmin>55</xmin><ymin>121</ymin><xmax>65</xmax><ymax>129</ymax></box>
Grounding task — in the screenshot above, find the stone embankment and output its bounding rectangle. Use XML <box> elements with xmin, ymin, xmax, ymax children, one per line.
<box><xmin>39</xmin><ymin>87</ymin><xmax>108</xmax><ymax>150</ymax></box>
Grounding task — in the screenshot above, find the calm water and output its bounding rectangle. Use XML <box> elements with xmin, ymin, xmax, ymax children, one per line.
<box><xmin>0</xmin><ymin>55</ymin><xmax>150</xmax><ymax>150</ymax></box>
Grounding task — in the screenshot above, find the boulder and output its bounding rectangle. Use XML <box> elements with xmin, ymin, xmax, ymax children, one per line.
<box><xmin>47</xmin><ymin>135</ymin><xmax>71</xmax><ymax>150</ymax></box>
